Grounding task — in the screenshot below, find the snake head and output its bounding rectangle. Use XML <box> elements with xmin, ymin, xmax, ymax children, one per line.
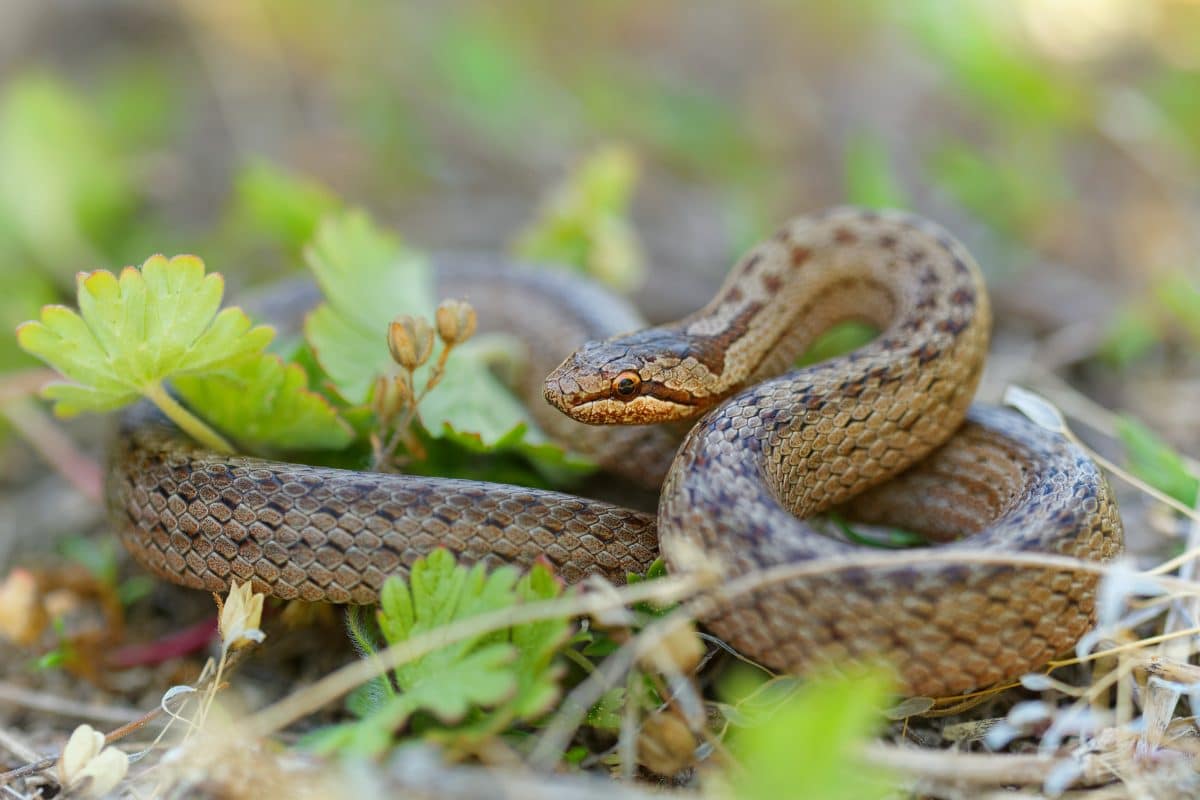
<box><xmin>544</xmin><ymin>331</ymin><xmax>708</xmax><ymax>425</ymax></box>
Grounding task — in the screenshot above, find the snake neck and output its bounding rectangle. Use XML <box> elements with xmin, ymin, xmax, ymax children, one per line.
<box><xmin>543</xmin><ymin>207</ymin><xmax>991</xmax><ymax>434</ymax></box>
<box><xmin>679</xmin><ymin>207</ymin><xmax>989</xmax><ymax>397</ymax></box>
<box><xmin>662</xmin><ymin>207</ymin><xmax>992</xmax><ymax>526</ymax></box>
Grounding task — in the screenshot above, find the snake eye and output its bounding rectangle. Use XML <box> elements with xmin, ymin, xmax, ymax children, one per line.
<box><xmin>613</xmin><ymin>371</ymin><xmax>641</xmax><ymax>398</ymax></box>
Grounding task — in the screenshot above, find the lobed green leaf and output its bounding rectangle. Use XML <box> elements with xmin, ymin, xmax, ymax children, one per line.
<box><xmin>173</xmin><ymin>353</ymin><xmax>354</xmax><ymax>452</ymax></box>
<box><xmin>303</xmin><ymin>210</ymin><xmax>594</xmax><ymax>476</ymax></box>
<box><xmin>333</xmin><ymin>550</ymin><xmax>572</xmax><ymax>751</ymax></box>
<box><xmin>17</xmin><ymin>254</ymin><xmax>273</xmax><ymax>416</ymax></box>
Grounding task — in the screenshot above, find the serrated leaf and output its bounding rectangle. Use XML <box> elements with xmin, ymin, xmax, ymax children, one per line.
<box><xmin>331</xmin><ymin>550</ymin><xmax>572</xmax><ymax>751</ymax></box>
<box><xmin>302</xmin><ymin>210</ymin><xmax>594</xmax><ymax>477</ymax></box>
<box><xmin>17</xmin><ymin>255</ymin><xmax>273</xmax><ymax>416</ymax></box>
<box><xmin>173</xmin><ymin>352</ymin><xmax>354</xmax><ymax>452</ymax></box>
<box><xmin>420</xmin><ymin>340</ymin><xmax>597</xmax><ymax>480</ymax></box>
<box><xmin>507</xmin><ymin>563</ymin><xmax>569</xmax><ymax>719</ymax></box>
<box><xmin>405</xmin><ymin>643</ymin><xmax>518</xmax><ymax>722</ymax></box>
<box><xmin>303</xmin><ymin>210</ymin><xmax>434</xmax><ymax>403</ymax></box>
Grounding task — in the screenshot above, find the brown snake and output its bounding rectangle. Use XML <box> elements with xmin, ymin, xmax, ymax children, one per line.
<box><xmin>109</xmin><ymin>207</ymin><xmax>1123</xmax><ymax>697</ymax></box>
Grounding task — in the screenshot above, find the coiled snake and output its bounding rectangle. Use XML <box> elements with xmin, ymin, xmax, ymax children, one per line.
<box><xmin>108</xmin><ymin>207</ymin><xmax>1123</xmax><ymax>697</ymax></box>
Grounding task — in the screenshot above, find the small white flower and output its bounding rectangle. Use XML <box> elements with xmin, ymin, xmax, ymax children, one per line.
<box><xmin>58</xmin><ymin>724</ymin><xmax>128</xmax><ymax>797</ymax></box>
<box><xmin>217</xmin><ymin>580</ymin><xmax>265</xmax><ymax>651</ymax></box>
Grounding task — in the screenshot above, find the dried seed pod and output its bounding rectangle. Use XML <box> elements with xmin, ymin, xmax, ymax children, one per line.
<box><xmin>637</xmin><ymin>710</ymin><xmax>697</xmax><ymax>776</ymax></box>
<box><xmin>435</xmin><ymin>298</ymin><xmax>477</xmax><ymax>345</ymax></box>
<box><xmin>388</xmin><ymin>315</ymin><xmax>434</xmax><ymax>370</ymax></box>
<box><xmin>640</xmin><ymin>620</ymin><xmax>705</xmax><ymax>674</ymax></box>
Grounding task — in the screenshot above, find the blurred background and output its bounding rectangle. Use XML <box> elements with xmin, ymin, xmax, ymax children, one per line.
<box><xmin>0</xmin><ymin>0</ymin><xmax>1198</xmax><ymax>446</ymax></box>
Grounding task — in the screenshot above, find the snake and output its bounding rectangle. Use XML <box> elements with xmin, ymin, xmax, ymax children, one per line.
<box><xmin>108</xmin><ymin>207</ymin><xmax>1123</xmax><ymax>698</ymax></box>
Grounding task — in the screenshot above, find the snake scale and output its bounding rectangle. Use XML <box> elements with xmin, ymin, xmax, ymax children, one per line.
<box><xmin>108</xmin><ymin>207</ymin><xmax>1123</xmax><ymax>697</ymax></box>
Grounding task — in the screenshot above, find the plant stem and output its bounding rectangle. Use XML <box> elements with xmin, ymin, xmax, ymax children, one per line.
<box><xmin>143</xmin><ymin>382</ymin><xmax>235</xmax><ymax>454</ymax></box>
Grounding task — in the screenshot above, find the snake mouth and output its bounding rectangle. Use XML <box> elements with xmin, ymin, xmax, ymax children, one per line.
<box><xmin>553</xmin><ymin>395</ymin><xmax>698</xmax><ymax>426</ymax></box>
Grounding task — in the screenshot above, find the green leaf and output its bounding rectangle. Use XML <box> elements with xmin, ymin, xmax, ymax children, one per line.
<box><xmin>626</xmin><ymin>557</ymin><xmax>676</xmax><ymax>617</ymax></box>
<box><xmin>843</xmin><ymin>133</ymin><xmax>909</xmax><ymax>210</ymax></box>
<box><xmin>17</xmin><ymin>255</ymin><xmax>273</xmax><ymax>416</ymax></box>
<box><xmin>173</xmin><ymin>352</ymin><xmax>354</xmax><ymax>452</ymax></box>
<box><xmin>418</xmin><ymin>341</ymin><xmax>597</xmax><ymax>481</ymax></box>
<box><xmin>1116</xmin><ymin>415</ymin><xmax>1199</xmax><ymax>507</ymax></box>
<box><xmin>514</xmin><ymin>146</ymin><xmax>645</xmax><ymax>291</ymax></box>
<box><xmin>422</xmin><ymin>420</ymin><xmax>597</xmax><ymax>487</ymax></box>
<box><xmin>586</xmin><ymin>687</ymin><xmax>625</xmax><ymax>731</ymax></box>
<box><xmin>723</xmin><ymin>670</ymin><xmax>894</xmax><ymax>800</ymax></box>
<box><xmin>826</xmin><ymin>511</ymin><xmax>927</xmax><ymax>550</ymax></box>
<box><xmin>303</xmin><ymin>210</ymin><xmax>593</xmax><ymax>477</ymax></box>
<box><xmin>232</xmin><ymin>162</ymin><xmax>342</xmax><ymax>253</ymax></box>
<box><xmin>507</xmin><ymin>563</ymin><xmax>570</xmax><ymax>720</ymax></box>
<box><xmin>303</xmin><ymin>210</ymin><xmax>435</xmax><ymax>404</ymax></box>
<box><xmin>316</xmin><ymin>550</ymin><xmax>571</xmax><ymax>753</ymax></box>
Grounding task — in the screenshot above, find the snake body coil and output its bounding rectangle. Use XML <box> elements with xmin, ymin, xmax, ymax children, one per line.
<box><xmin>109</xmin><ymin>208</ymin><xmax>1122</xmax><ymax>697</ymax></box>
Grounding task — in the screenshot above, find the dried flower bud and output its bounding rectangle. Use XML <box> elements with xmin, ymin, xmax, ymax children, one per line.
<box><xmin>387</xmin><ymin>315</ymin><xmax>434</xmax><ymax>370</ymax></box>
<box><xmin>58</xmin><ymin>724</ymin><xmax>129</xmax><ymax>797</ymax></box>
<box><xmin>435</xmin><ymin>299</ymin><xmax>477</xmax><ymax>345</ymax></box>
<box><xmin>372</xmin><ymin>374</ymin><xmax>413</xmax><ymax>421</ymax></box>
<box><xmin>0</xmin><ymin>569</ymin><xmax>46</xmax><ymax>646</ymax></box>
<box><xmin>217</xmin><ymin>580</ymin><xmax>265</xmax><ymax>652</ymax></box>
<box><xmin>371</xmin><ymin>375</ymin><xmax>391</xmax><ymax>419</ymax></box>
<box><xmin>637</xmin><ymin>710</ymin><xmax>697</xmax><ymax>776</ymax></box>
<box><xmin>640</xmin><ymin>620</ymin><xmax>705</xmax><ymax>674</ymax></box>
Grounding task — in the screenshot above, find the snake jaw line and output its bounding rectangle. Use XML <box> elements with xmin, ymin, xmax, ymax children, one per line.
<box><xmin>558</xmin><ymin>396</ymin><xmax>695</xmax><ymax>426</ymax></box>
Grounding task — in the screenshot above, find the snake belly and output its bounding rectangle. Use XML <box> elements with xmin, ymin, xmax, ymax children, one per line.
<box><xmin>109</xmin><ymin>209</ymin><xmax>1123</xmax><ymax>697</ymax></box>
